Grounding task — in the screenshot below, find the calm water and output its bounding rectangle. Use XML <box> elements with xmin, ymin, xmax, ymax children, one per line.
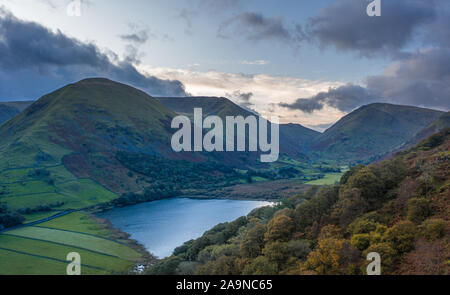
<box><xmin>97</xmin><ymin>198</ymin><xmax>272</xmax><ymax>258</ymax></box>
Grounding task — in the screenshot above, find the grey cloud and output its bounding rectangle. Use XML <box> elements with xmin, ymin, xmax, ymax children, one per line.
<box><xmin>0</xmin><ymin>8</ymin><xmax>187</xmax><ymax>100</ymax></box>
<box><xmin>218</xmin><ymin>12</ymin><xmax>304</xmax><ymax>44</ymax></box>
<box><xmin>306</xmin><ymin>0</ymin><xmax>436</xmax><ymax>57</ymax></box>
<box><xmin>226</xmin><ymin>90</ymin><xmax>254</xmax><ymax>108</ymax></box>
<box><xmin>282</xmin><ymin>48</ymin><xmax>450</xmax><ymax>113</ymax></box>
<box><xmin>366</xmin><ymin>48</ymin><xmax>450</xmax><ymax>110</ymax></box>
<box><xmin>280</xmin><ymin>84</ymin><xmax>381</xmax><ymax>113</ymax></box>
<box><xmin>120</xmin><ymin>31</ymin><xmax>149</xmax><ymax>44</ymax></box>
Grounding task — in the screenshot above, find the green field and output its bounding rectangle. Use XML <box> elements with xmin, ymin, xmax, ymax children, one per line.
<box><xmin>0</xmin><ymin>212</ymin><xmax>142</xmax><ymax>275</ymax></box>
<box><xmin>305</xmin><ymin>172</ymin><xmax>344</xmax><ymax>185</ymax></box>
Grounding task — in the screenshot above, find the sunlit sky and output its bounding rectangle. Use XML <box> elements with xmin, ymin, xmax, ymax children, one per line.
<box><xmin>1</xmin><ymin>0</ymin><xmax>448</xmax><ymax>131</ymax></box>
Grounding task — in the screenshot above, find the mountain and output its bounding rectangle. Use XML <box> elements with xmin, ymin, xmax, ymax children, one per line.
<box><xmin>0</xmin><ymin>79</ymin><xmax>301</xmax><ymax>210</ymax></box>
<box><xmin>0</xmin><ymin>105</ymin><xmax>20</xmax><ymax>125</ymax></box>
<box><xmin>399</xmin><ymin>111</ymin><xmax>450</xmax><ymax>151</ymax></box>
<box><xmin>312</xmin><ymin>103</ymin><xmax>444</xmax><ymax>163</ymax></box>
<box><xmin>0</xmin><ymin>101</ymin><xmax>34</xmax><ymax>125</ymax></box>
<box><xmin>0</xmin><ymin>78</ymin><xmax>185</xmax><ymax>195</ymax></box>
<box><xmin>157</xmin><ymin>96</ymin><xmax>320</xmax><ymax>157</ymax></box>
<box><xmin>157</xmin><ymin>96</ymin><xmax>252</xmax><ymax>119</ymax></box>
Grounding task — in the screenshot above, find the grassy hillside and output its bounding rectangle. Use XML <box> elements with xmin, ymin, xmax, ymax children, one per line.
<box><xmin>313</xmin><ymin>103</ymin><xmax>444</xmax><ymax>163</ymax></box>
<box><xmin>149</xmin><ymin>129</ymin><xmax>449</xmax><ymax>275</ymax></box>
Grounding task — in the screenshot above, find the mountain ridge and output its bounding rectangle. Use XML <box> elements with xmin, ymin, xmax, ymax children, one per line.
<box><xmin>311</xmin><ymin>103</ymin><xmax>444</xmax><ymax>162</ymax></box>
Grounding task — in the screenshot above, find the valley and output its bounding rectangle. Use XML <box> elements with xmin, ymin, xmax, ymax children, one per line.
<box><xmin>0</xmin><ymin>78</ymin><xmax>448</xmax><ymax>275</ymax></box>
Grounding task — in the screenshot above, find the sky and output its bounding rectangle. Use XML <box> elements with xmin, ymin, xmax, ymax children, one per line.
<box><xmin>0</xmin><ymin>0</ymin><xmax>449</xmax><ymax>131</ymax></box>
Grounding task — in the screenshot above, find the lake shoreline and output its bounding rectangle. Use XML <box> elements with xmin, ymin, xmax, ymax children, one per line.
<box><xmin>95</xmin><ymin>198</ymin><xmax>273</xmax><ymax>261</ymax></box>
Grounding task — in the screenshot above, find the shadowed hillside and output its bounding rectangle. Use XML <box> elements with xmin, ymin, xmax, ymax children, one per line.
<box><xmin>312</xmin><ymin>103</ymin><xmax>444</xmax><ymax>163</ymax></box>
<box><xmin>157</xmin><ymin>96</ymin><xmax>320</xmax><ymax>157</ymax></box>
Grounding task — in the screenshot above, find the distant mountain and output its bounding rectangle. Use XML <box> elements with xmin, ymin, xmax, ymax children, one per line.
<box><xmin>0</xmin><ymin>101</ymin><xmax>34</xmax><ymax>125</ymax></box>
<box><xmin>157</xmin><ymin>96</ymin><xmax>320</xmax><ymax>157</ymax></box>
<box><xmin>312</xmin><ymin>103</ymin><xmax>444</xmax><ymax>163</ymax></box>
<box><xmin>0</xmin><ymin>105</ymin><xmax>20</xmax><ymax>125</ymax></box>
<box><xmin>389</xmin><ymin>111</ymin><xmax>450</xmax><ymax>154</ymax></box>
<box><xmin>157</xmin><ymin>96</ymin><xmax>252</xmax><ymax>119</ymax></box>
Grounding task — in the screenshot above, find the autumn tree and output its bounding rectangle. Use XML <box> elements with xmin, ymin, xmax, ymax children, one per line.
<box><xmin>264</xmin><ymin>215</ymin><xmax>294</xmax><ymax>242</ymax></box>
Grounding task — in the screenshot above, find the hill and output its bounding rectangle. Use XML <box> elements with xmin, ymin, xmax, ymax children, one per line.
<box><xmin>149</xmin><ymin>128</ymin><xmax>450</xmax><ymax>275</ymax></box>
<box><xmin>0</xmin><ymin>101</ymin><xmax>35</xmax><ymax>125</ymax></box>
<box><xmin>312</xmin><ymin>103</ymin><xmax>444</xmax><ymax>163</ymax></box>
<box><xmin>0</xmin><ymin>78</ymin><xmax>183</xmax><ymax>194</ymax></box>
<box><xmin>0</xmin><ymin>105</ymin><xmax>21</xmax><ymax>125</ymax></box>
<box><xmin>399</xmin><ymin>111</ymin><xmax>450</xmax><ymax>151</ymax></box>
<box><xmin>157</xmin><ymin>96</ymin><xmax>320</xmax><ymax>156</ymax></box>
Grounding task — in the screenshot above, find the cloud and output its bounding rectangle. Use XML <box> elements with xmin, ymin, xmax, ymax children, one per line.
<box><xmin>280</xmin><ymin>84</ymin><xmax>381</xmax><ymax>113</ymax></box>
<box><xmin>305</xmin><ymin>0</ymin><xmax>437</xmax><ymax>57</ymax></box>
<box><xmin>0</xmin><ymin>8</ymin><xmax>187</xmax><ymax>100</ymax></box>
<box><xmin>240</xmin><ymin>60</ymin><xmax>269</xmax><ymax>65</ymax></box>
<box><xmin>225</xmin><ymin>90</ymin><xmax>254</xmax><ymax>108</ymax></box>
<box><xmin>140</xmin><ymin>65</ymin><xmax>345</xmax><ymax>127</ymax></box>
<box><xmin>281</xmin><ymin>48</ymin><xmax>450</xmax><ymax>113</ymax></box>
<box><xmin>278</xmin><ymin>0</ymin><xmax>450</xmax><ymax>114</ymax></box>
<box><xmin>120</xmin><ymin>31</ymin><xmax>149</xmax><ymax>44</ymax></box>
<box><xmin>218</xmin><ymin>12</ymin><xmax>304</xmax><ymax>45</ymax></box>
<box><xmin>177</xmin><ymin>8</ymin><xmax>196</xmax><ymax>35</ymax></box>
<box><xmin>366</xmin><ymin>48</ymin><xmax>450</xmax><ymax>110</ymax></box>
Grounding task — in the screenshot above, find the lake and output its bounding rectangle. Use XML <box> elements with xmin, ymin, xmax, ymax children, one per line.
<box><xmin>97</xmin><ymin>198</ymin><xmax>272</xmax><ymax>258</ymax></box>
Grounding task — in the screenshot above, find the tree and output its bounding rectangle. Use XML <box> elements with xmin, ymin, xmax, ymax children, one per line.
<box><xmin>0</xmin><ymin>203</ymin><xmax>24</xmax><ymax>229</ymax></box>
<box><xmin>242</xmin><ymin>256</ymin><xmax>278</xmax><ymax>275</ymax></box>
<box><xmin>419</xmin><ymin>219</ymin><xmax>446</xmax><ymax>241</ymax></box>
<box><xmin>240</xmin><ymin>224</ymin><xmax>266</xmax><ymax>258</ymax></box>
<box><xmin>305</xmin><ymin>238</ymin><xmax>344</xmax><ymax>275</ymax></box>
<box><xmin>262</xmin><ymin>241</ymin><xmax>290</xmax><ymax>266</ymax></box>
<box><xmin>287</xmin><ymin>240</ymin><xmax>311</xmax><ymax>260</ymax></box>
<box><xmin>407</xmin><ymin>198</ymin><xmax>431</xmax><ymax>224</ymax></box>
<box><xmin>350</xmin><ymin>234</ymin><xmax>370</xmax><ymax>251</ymax></box>
<box><xmin>346</xmin><ymin>166</ymin><xmax>384</xmax><ymax>203</ymax></box>
<box><xmin>264</xmin><ymin>215</ymin><xmax>294</xmax><ymax>242</ymax></box>
<box><xmin>348</xmin><ymin>218</ymin><xmax>380</xmax><ymax>235</ymax></box>
<box><xmin>383</xmin><ymin>221</ymin><xmax>417</xmax><ymax>254</ymax></box>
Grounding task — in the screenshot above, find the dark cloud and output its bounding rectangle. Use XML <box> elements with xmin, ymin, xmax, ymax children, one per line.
<box><xmin>226</xmin><ymin>90</ymin><xmax>254</xmax><ymax>108</ymax></box>
<box><xmin>366</xmin><ymin>48</ymin><xmax>450</xmax><ymax>110</ymax></box>
<box><xmin>0</xmin><ymin>8</ymin><xmax>187</xmax><ymax>100</ymax></box>
<box><xmin>218</xmin><ymin>12</ymin><xmax>304</xmax><ymax>44</ymax></box>
<box><xmin>280</xmin><ymin>85</ymin><xmax>380</xmax><ymax>113</ymax></box>
<box><xmin>282</xmin><ymin>48</ymin><xmax>450</xmax><ymax>113</ymax></box>
<box><xmin>280</xmin><ymin>0</ymin><xmax>450</xmax><ymax>113</ymax></box>
<box><xmin>306</xmin><ymin>0</ymin><xmax>436</xmax><ymax>57</ymax></box>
